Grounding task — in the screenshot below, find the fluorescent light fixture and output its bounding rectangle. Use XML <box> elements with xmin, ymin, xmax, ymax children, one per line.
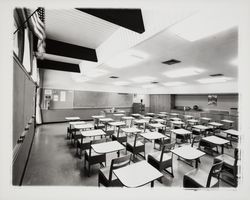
<box><xmin>84</xmin><ymin>69</ymin><xmax>109</xmax><ymax>78</ymax></box>
<box><xmin>142</xmin><ymin>84</ymin><xmax>157</xmax><ymax>89</ymax></box>
<box><xmin>106</xmin><ymin>50</ymin><xmax>147</xmax><ymax>69</ymax></box>
<box><xmin>169</xmin><ymin>11</ymin><xmax>238</xmax><ymax>41</ymax></box>
<box><xmin>230</xmin><ymin>58</ymin><xmax>238</xmax><ymax>66</ymax></box>
<box><xmin>197</xmin><ymin>77</ymin><xmax>233</xmax><ymax>84</ymax></box>
<box><xmin>163</xmin><ymin>67</ymin><xmax>204</xmax><ymax>78</ymax></box>
<box><xmin>113</xmin><ymin>81</ymin><xmax>130</xmax><ymax>86</ymax></box>
<box><xmin>72</xmin><ymin>75</ymin><xmax>92</xmax><ymax>83</ymax></box>
<box><xmin>130</xmin><ymin>76</ymin><xmax>157</xmax><ymax>83</ymax></box>
<box><xmin>162</xmin><ymin>82</ymin><xmax>185</xmax><ymax>86</ymax></box>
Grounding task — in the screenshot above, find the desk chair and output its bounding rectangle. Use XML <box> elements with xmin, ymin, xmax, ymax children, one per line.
<box><xmin>76</xmin><ymin>137</ymin><xmax>91</xmax><ymax>158</ymax></box>
<box><xmin>98</xmin><ymin>154</ymin><xmax>132</xmax><ymax>187</ymax></box>
<box><xmin>198</xmin><ymin>139</ymin><xmax>219</xmax><ymax>155</ymax></box>
<box><xmin>126</xmin><ymin>134</ymin><xmax>145</xmax><ymax>161</ymax></box>
<box><xmin>112</xmin><ymin>127</ymin><xmax>127</xmax><ymax>145</ymax></box>
<box><xmin>71</xmin><ymin>129</ymin><xmax>82</xmax><ymax>147</ymax></box>
<box><xmin>183</xmin><ymin>160</ymin><xmax>223</xmax><ymax>188</ymax></box>
<box><xmin>84</xmin><ymin>138</ymin><xmax>107</xmax><ymax>177</ymax></box>
<box><xmin>155</xmin><ymin>128</ymin><xmax>171</xmax><ymax>149</ymax></box>
<box><xmin>148</xmin><ymin>142</ymin><xmax>175</xmax><ymax>180</ymax></box>
<box><xmin>104</xmin><ymin>130</ymin><xmax>115</xmax><ymax>139</ymax></box>
<box><xmin>214</xmin><ymin>148</ymin><xmax>238</xmax><ymax>187</ymax></box>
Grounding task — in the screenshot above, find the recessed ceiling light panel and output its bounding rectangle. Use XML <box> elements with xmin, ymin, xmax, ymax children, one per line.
<box><xmin>113</xmin><ymin>81</ymin><xmax>130</xmax><ymax>86</ymax></box>
<box><xmin>162</xmin><ymin>82</ymin><xmax>185</xmax><ymax>86</ymax></box>
<box><xmin>197</xmin><ymin>77</ymin><xmax>232</xmax><ymax>84</ymax></box>
<box><xmin>163</xmin><ymin>67</ymin><xmax>204</xmax><ymax>78</ymax></box>
<box><xmin>130</xmin><ymin>76</ymin><xmax>157</xmax><ymax>83</ymax></box>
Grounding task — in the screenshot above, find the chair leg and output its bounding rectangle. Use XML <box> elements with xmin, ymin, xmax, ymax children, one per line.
<box><xmin>88</xmin><ymin>162</ymin><xmax>91</xmax><ymax>177</ymax></box>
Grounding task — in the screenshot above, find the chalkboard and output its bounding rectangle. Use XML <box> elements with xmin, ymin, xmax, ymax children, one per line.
<box><xmin>73</xmin><ymin>91</ymin><xmax>133</xmax><ymax>108</ymax></box>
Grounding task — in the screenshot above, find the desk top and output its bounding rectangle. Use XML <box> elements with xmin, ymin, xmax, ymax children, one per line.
<box><xmin>224</xmin><ymin>129</ymin><xmax>239</xmax><ymax>136</ymax></box>
<box><xmin>99</xmin><ymin>118</ymin><xmax>114</xmax><ymax>122</ymax></box>
<box><xmin>187</xmin><ymin>119</ymin><xmax>199</xmax><ymax>123</ymax></box>
<box><xmin>221</xmin><ymin>119</ymin><xmax>234</xmax><ymax>123</ymax></box>
<box><xmin>73</xmin><ymin>123</ymin><xmax>94</xmax><ymax>130</ymax></box>
<box><xmin>184</xmin><ymin>115</ymin><xmax>193</xmax><ymax>119</ymax></box>
<box><xmin>121</xmin><ymin>127</ymin><xmax>141</xmax><ymax>134</ymax></box>
<box><xmin>91</xmin><ymin>115</ymin><xmax>105</xmax><ymax>119</ymax></box>
<box><xmin>192</xmin><ymin>125</ymin><xmax>209</xmax><ymax>130</ymax></box>
<box><xmin>69</xmin><ymin>121</ymin><xmax>86</xmax><ymax>125</ymax></box>
<box><xmin>146</xmin><ymin>113</ymin><xmax>155</xmax><ymax>115</ymax></box>
<box><xmin>200</xmin><ymin>117</ymin><xmax>211</xmax><ymax>121</ymax></box>
<box><xmin>122</xmin><ymin>116</ymin><xmax>135</xmax><ymax>120</ymax></box>
<box><xmin>171</xmin><ymin>146</ymin><xmax>205</xmax><ymax>160</ymax></box>
<box><xmin>172</xmin><ymin>128</ymin><xmax>191</xmax><ymax>135</ymax></box>
<box><xmin>142</xmin><ymin>116</ymin><xmax>152</xmax><ymax>120</ymax></box>
<box><xmin>108</xmin><ymin>121</ymin><xmax>126</xmax><ymax>127</ymax></box>
<box><xmin>131</xmin><ymin>113</ymin><xmax>141</xmax><ymax>117</ymax></box>
<box><xmin>80</xmin><ymin>129</ymin><xmax>106</xmax><ymax>137</ymax></box>
<box><xmin>148</xmin><ymin>123</ymin><xmax>166</xmax><ymax>128</ymax></box>
<box><xmin>171</xmin><ymin>121</ymin><xmax>185</xmax><ymax>125</ymax></box>
<box><xmin>170</xmin><ymin>113</ymin><xmax>179</xmax><ymax>116</ymax></box>
<box><xmin>170</xmin><ymin>117</ymin><xmax>181</xmax><ymax>121</ymax></box>
<box><xmin>134</xmin><ymin>119</ymin><xmax>148</xmax><ymax>124</ymax></box>
<box><xmin>159</xmin><ymin>112</ymin><xmax>168</xmax><ymax>114</ymax></box>
<box><xmin>153</xmin><ymin>118</ymin><xmax>165</xmax><ymax>123</ymax></box>
<box><xmin>113</xmin><ymin>160</ymin><xmax>162</xmax><ymax>188</ymax></box>
<box><xmin>113</xmin><ymin>113</ymin><xmax>125</xmax><ymax>117</ymax></box>
<box><xmin>91</xmin><ymin>141</ymin><xmax>125</xmax><ymax>154</ymax></box>
<box><xmin>65</xmin><ymin>117</ymin><xmax>80</xmax><ymax>121</ymax></box>
<box><xmin>209</xmin><ymin>122</ymin><xmax>223</xmax><ymax>127</ymax></box>
<box><xmin>140</xmin><ymin>132</ymin><xmax>166</xmax><ymax>140</ymax></box>
<box><xmin>201</xmin><ymin>136</ymin><xmax>229</xmax><ymax>145</ymax></box>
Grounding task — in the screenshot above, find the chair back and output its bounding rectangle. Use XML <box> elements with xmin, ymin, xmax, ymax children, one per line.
<box><xmin>160</xmin><ymin>142</ymin><xmax>175</xmax><ymax>162</ymax></box>
<box><xmin>109</xmin><ymin>154</ymin><xmax>132</xmax><ymax>181</ymax></box>
<box><xmin>191</xmin><ymin>135</ymin><xmax>202</xmax><ymax>147</ymax></box>
<box><xmin>89</xmin><ymin>138</ymin><xmax>107</xmax><ymax>156</ymax></box>
<box><xmin>234</xmin><ymin>148</ymin><xmax>239</xmax><ymax>167</ymax></box>
<box><xmin>206</xmin><ymin>160</ymin><xmax>223</xmax><ymax>187</ymax></box>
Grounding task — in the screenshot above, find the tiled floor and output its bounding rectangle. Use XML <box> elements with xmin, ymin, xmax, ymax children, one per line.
<box><xmin>22</xmin><ymin>122</ymin><xmax>235</xmax><ymax>187</ymax></box>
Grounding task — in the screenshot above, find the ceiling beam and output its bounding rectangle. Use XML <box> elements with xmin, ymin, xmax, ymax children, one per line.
<box><xmin>46</xmin><ymin>39</ymin><xmax>98</xmax><ymax>62</ymax></box>
<box><xmin>37</xmin><ymin>59</ymin><xmax>80</xmax><ymax>73</ymax></box>
<box><xmin>76</xmin><ymin>8</ymin><xmax>145</xmax><ymax>34</ymax></box>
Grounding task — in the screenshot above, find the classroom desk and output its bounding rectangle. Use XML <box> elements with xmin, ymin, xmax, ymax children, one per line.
<box><xmin>171</xmin><ymin>128</ymin><xmax>191</xmax><ymax>144</ymax></box>
<box><xmin>65</xmin><ymin>117</ymin><xmax>80</xmax><ymax>121</ymax></box>
<box><xmin>192</xmin><ymin>125</ymin><xmax>210</xmax><ymax>136</ymax></box>
<box><xmin>200</xmin><ymin>117</ymin><xmax>211</xmax><ymax>121</ymax></box>
<box><xmin>171</xmin><ymin>121</ymin><xmax>185</xmax><ymax>128</ymax></box>
<box><xmin>152</xmin><ymin>118</ymin><xmax>165</xmax><ymax>123</ymax></box>
<box><xmin>223</xmin><ymin>129</ymin><xmax>239</xmax><ymax>137</ymax></box>
<box><xmin>99</xmin><ymin>118</ymin><xmax>114</xmax><ymax>131</ymax></box>
<box><xmin>142</xmin><ymin>116</ymin><xmax>152</xmax><ymax>120</ymax></box>
<box><xmin>121</xmin><ymin>127</ymin><xmax>142</xmax><ymax>135</ymax></box>
<box><xmin>157</xmin><ymin>113</ymin><xmax>168</xmax><ymax>118</ymax></box>
<box><xmin>134</xmin><ymin>119</ymin><xmax>148</xmax><ymax>132</ymax></box>
<box><xmin>91</xmin><ymin>141</ymin><xmax>125</xmax><ymax>156</ymax></box>
<box><xmin>145</xmin><ymin>113</ymin><xmax>155</xmax><ymax>117</ymax></box>
<box><xmin>113</xmin><ymin>160</ymin><xmax>163</xmax><ymax>187</ymax></box>
<box><xmin>131</xmin><ymin>113</ymin><xmax>142</xmax><ymax>118</ymax></box>
<box><xmin>92</xmin><ymin>115</ymin><xmax>105</xmax><ymax>126</ymax></box>
<box><xmin>170</xmin><ymin>113</ymin><xmax>179</xmax><ymax>117</ymax></box>
<box><xmin>184</xmin><ymin>115</ymin><xmax>193</xmax><ymax>119</ymax></box>
<box><xmin>73</xmin><ymin>123</ymin><xmax>94</xmax><ymax>130</ymax></box>
<box><xmin>200</xmin><ymin>136</ymin><xmax>229</xmax><ymax>154</ymax></box>
<box><xmin>170</xmin><ymin>117</ymin><xmax>181</xmax><ymax>121</ymax></box>
<box><xmin>108</xmin><ymin>121</ymin><xmax>126</xmax><ymax>134</ymax></box>
<box><xmin>171</xmin><ymin>146</ymin><xmax>205</xmax><ymax>168</ymax></box>
<box><xmin>80</xmin><ymin>129</ymin><xmax>106</xmax><ymax>137</ymax></box>
<box><xmin>221</xmin><ymin>119</ymin><xmax>234</xmax><ymax>128</ymax></box>
<box><xmin>148</xmin><ymin>123</ymin><xmax>166</xmax><ymax>132</ymax></box>
<box><xmin>113</xmin><ymin>113</ymin><xmax>125</xmax><ymax>121</ymax></box>
<box><xmin>187</xmin><ymin>119</ymin><xmax>199</xmax><ymax>125</ymax></box>
<box><xmin>69</xmin><ymin>121</ymin><xmax>86</xmax><ymax>131</ymax></box>
<box><xmin>208</xmin><ymin>122</ymin><xmax>223</xmax><ymax>129</ymax></box>
<box><xmin>121</xmin><ymin>116</ymin><xmax>134</xmax><ymax>127</ymax></box>
<box><xmin>140</xmin><ymin>132</ymin><xmax>167</xmax><ymax>149</ymax></box>
<box><xmin>159</xmin><ymin>112</ymin><xmax>168</xmax><ymax>115</ymax></box>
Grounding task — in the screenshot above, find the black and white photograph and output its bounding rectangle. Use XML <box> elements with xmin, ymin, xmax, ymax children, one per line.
<box><xmin>1</xmin><ymin>0</ymin><xmax>250</xmax><ymax>200</ymax></box>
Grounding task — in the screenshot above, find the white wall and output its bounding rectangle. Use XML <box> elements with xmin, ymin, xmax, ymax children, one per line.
<box><xmin>133</xmin><ymin>94</ymin><xmax>150</xmax><ymax>107</ymax></box>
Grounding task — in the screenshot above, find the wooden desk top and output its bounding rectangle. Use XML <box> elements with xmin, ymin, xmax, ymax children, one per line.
<box><xmin>171</xmin><ymin>121</ymin><xmax>185</xmax><ymax>125</ymax></box>
<box><xmin>187</xmin><ymin>119</ymin><xmax>199</xmax><ymax>123</ymax></box>
<box><xmin>142</xmin><ymin>116</ymin><xmax>152</xmax><ymax>120</ymax></box>
<box><xmin>209</xmin><ymin>122</ymin><xmax>223</xmax><ymax>127</ymax></box>
<box><xmin>192</xmin><ymin>125</ymin><xmax>209</xmax><ymax>130</ymax></box>
<box><xmin>172</xmin><ymin>128</ymin><xmax>191</xmax><ymax>135</ymax></box>
<box><xmin>159</xmin><ymin>112</ymin><xmax>168</xmax><ymax>114</ymax></box>
<box><xmin>221</xmin><ymin>119</ymin><xmax>234</xmax><ymax>123</ymax></box>
<box><xmin>131</xmin><ymin>113</ymin><xmax>141</xmax><ymax>117</ymax></box>
<box><xmin>113</xmin><ymin>113</ymin><xmax>125</xmax><ymax>117</ymax></box>
<box><xmin>153</xmin><ymin>119</ymin><xmax>165</xmax><ymax>123</ymax></box>
<box><xmin>148</xmin><ymin>123</ymin><xmax>166</xmax><ymax>128</ymax></box>
<box><xmin>171</xmin><ymin>146</ymin><xmax>205</xmax><ymax>160</ymax></box>
<box><xmin>113</xmin><ymin>160</ymin><xmax>162</xmax><ymax>188</ymax></box>
<box><xmin>99</xmin><ymin>118</ymin><xmax>114</xmax><ymax>122</ymax></box>
<box><xmin>201</xmin><ymin>136</ymin><xmax>229</xmax><ymax>145</ymax></box>
<box><xmin>184</xmin><ymin>115</ymin><xmax>193</xmax><ymax>119</ymax></box>
<box><xmin>121</xmin><ymin>127</ymin><xmax>141</xmax><ymax>134</ymax></box>
<box><xmin>146</xmin><ymin>113</ymin><xmax>155</xmax><ymax>115</ymax></box>
<box><xmin>170</xmin><ymin>117</ymin><xmax>181</xmax><ymax>121</ymax></box>
<box><xmin>65</xmin><ymin>117</ymin><xmax>80</xmax><ymax>121</ymax></box>
<box><xmin>140</xmin><ymin>132</ymin><xmax>166</xmax><ymax>140</ymax></box>
<box><xmin>91</xmin><ymin>115</ymin><xmax>105</xmax><ymax>119</ymax></box>
<box><xmin>73</xmin><ymin>123</ymin><xmax>94</xmax><ymax>130</ymax></box>
<box><xmin>134</xmin><ymin>119</ymin><xmax>148</xmax><ymax>124</ymax></box>
<box><xmin>170</xmin><ymin>113</ymin><xmax>179</xmax><ymax>116</ymax></box>
<box><xmin>200</xmin><ymin>117</ymin><xmax>211</xmax><ymax>121</ymax></box>
<box><xmin>224</xmin><ymin>129</ymin><xmax>239</xmax><ymax>136</ymax></box>
<box><xmin>108</xmin><ymin>121</ymin><xmax>126</xmax><ymax>127</ymax></box>
<box><xmin>80</xmin><ymin>129</ymin><xmax>106</xmax><ymax>137</ymax></box>
<box><xmin>91</xmin><ymin>141</ymin><xmax>125</xmax><ymax>154</ymax></box>
<box><xmin>69</xmin><ymin>121</ymin><xmax>86</xmax><ymax>125</ymax></box>
<box><xmin>122</xmin><ymin>116</ymin><xmax>135</xmax><ymax>120</ymax></box>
